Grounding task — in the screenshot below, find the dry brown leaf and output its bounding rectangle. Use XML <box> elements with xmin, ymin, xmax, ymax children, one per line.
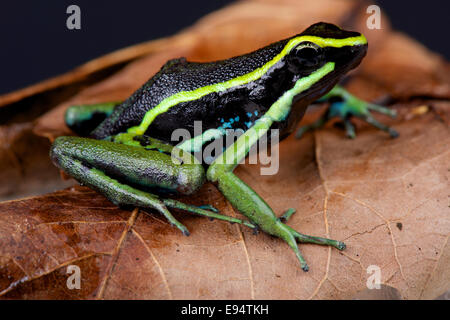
<box><xmin>358</xmin><ymin>32</ymin><xmax>450</xmax><ymax>100</ymax></box>
<box><xmin>0</xmin><ymin>123</ymin><xmax>73</xmax><ymax>200</ymax></box>
<box><xmin>0</xmin><ymin>0</ymin><xmax>449</xmax><ymax>300</ymax></box>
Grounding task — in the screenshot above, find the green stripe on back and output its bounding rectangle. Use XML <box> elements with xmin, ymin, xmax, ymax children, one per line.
<box><xmin>128</xmin><ymin>35</ymin><xmax>366</xmax><ymax>135</ymax></box>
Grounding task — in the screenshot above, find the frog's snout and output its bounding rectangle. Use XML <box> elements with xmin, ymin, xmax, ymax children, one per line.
<box><xmin>303</xmin><ymin>22</ymin><xmax>368</xmax><ymax>66</ymax></box>
<box><xmin>324</xmin><ymin>38</ymin><xmax>367</xmax><ymax>72</ymax></box>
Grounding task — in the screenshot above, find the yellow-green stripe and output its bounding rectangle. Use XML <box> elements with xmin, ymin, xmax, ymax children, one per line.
<box><xmin>128</xmin><ymin>35</ymin><xmax>367</xmax><ymax>135</ymax></box>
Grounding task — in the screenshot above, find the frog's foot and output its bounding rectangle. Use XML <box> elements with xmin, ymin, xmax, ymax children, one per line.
<box><xmin>277</xmin><ymin>209</ymin><xmax>346</xmax><ymax>252</ymax></box>
<box><xmin>273</xmin><ymin>218</ymin><xmax>345</xmax><ymax>271</ymax></box>
<box><xmin>292</xmin><ymin>228</ymin><xmax>346</xmax><ymax>272</ymax></box>
<box><xmin>296</xmin><ymin>86</ymin><xmax>398</xmax><ymax>139</ymax></box>
<box><xmin>277</xmin><ymin>208</ymin><xmax>345</xmax><ymax>271</ymax></box>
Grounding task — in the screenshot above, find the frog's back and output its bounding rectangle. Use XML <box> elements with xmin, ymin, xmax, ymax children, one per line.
<box><xmin>90</xmin><ymin>39</ymin><xmax>289</xmax><ymax>140</ymax></box>
<box><xmin>153</xmin><ymin>42</ymin><xmax>287</xmax><ymax>92</ymax></box>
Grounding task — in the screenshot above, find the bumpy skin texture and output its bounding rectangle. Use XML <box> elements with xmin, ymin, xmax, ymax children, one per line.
<box><xmin>90</xmin><ymin>23</ymin><xmax>365</xmax><ymax>143</ymax></box>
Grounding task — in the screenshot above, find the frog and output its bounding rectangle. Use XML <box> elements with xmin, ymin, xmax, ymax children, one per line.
<box><xmin>51</xmin><ymin>22</ymin><xmax>397</xmax><ymax>271</ymax></box>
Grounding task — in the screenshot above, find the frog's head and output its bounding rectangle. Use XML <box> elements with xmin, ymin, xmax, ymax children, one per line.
<box><xmin>284</xmin><ymin>22</ymin><xmax>367</xmax><ymax>79</ymax></box>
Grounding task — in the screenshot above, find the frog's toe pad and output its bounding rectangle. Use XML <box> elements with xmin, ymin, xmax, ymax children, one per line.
<box><xmin>388</xmin><ymin>128</ymin><xmax>399</xmax><ymax>138</ymax></box>
<box><xmin>336</xmin><ymin>241</ymin><xmax>346</xmax><ymax>250</ymax></box>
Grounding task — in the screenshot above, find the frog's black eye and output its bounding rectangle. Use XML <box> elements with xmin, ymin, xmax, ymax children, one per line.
<box><xmin>291</xmin><ymin>41</ymin><xmax>324</xmax><ymax>68</ymax></box>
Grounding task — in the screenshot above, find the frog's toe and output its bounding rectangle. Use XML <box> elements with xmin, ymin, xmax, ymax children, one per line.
<box><xmin>273</xmin><ymin>221</ymin><xmax>346</xmax><ymax>271</ymax></box>
<box><xmin>336</xmin><ymin>241</ymin><xmax>346</xmax><ymax>250</ymax></box>
<box><xmin>279</xmin><ymin>208</ymin><xmax>296</xmax><ymax>222</ymax></box>
<box><xmin>198</xmin><ymin>204</ymin><xmax>219</xmax><ymax>213</ymax></box>
<box><xmin>358</xmin><ymin>113</ymin><xmax>399</xmax><ymax>138</ymax></box>
<box><xmin>343</xmin><ymin>119</ymin><xmax>356</xmax><ymax>139</ymax></box>
<box><xmin>324</xmin><ymin>99</ymin><xmax>398</xmax><ymax>139</ymax></box>
<box><xmin>169</xmin><ymin>221</ymin><xmax>190</xmax><ymax>236</ymax></box>
<box><xmin>181</xmin><ymin>228</ymin><xmax>190</xmax><ymax>237</ymax></box>
<box><xmin>367</xmin><ymin>102</ymin><xmax>397</xmax><ymax>118</ymax></box>
<box><xmin>285</xmin><ymin>224</ymin><xmax>346</xmax><ymax>251</ymax></box>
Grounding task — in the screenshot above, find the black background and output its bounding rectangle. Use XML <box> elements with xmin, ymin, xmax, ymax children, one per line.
<box><xmin>0</xmin><ymin>0</ymin><xmax>449</xmax><ymax>95</ymax></box>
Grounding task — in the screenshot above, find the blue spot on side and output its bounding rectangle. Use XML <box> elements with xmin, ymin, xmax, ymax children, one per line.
<box><xmin>221</xmin><ymin>121</ymin><xmax>232</xmax><ymax>129</ymax></box>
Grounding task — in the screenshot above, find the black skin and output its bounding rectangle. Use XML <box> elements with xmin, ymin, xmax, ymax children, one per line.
<box><xmin>89</xmin><ymin>23</ymin><xmax>367</xmax><ymax>145</ymax></box>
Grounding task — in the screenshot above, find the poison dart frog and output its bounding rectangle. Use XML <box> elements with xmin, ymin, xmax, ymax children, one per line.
<box><xmin>51</xmin><ymin>23</ymin><xmax>397</xmax><ymax>271</ymax></box>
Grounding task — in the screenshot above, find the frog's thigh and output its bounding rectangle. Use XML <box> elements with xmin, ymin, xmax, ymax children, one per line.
<box><xmin>50</xmin><ymin>136</ymin><xmax>206</xmax><ymax>195</ymax></box>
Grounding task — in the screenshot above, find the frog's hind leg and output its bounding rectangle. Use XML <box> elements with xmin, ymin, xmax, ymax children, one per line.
<box><xmin>50</xmin><ymin>135</ymin><xmax>257</xmax><ymax>235</ymax></box>
<box><xmin>296</xmin><ymin>85</ymin><xmax>398</xmax><ymax>139</ymax></box>
<box><xmin>65</xmin><ymin>102</ymin><xmax>120</xmax><ymax>136</ymax></box>
<box><xmin>51</xmin><ymin>134</ymin><xmax>210</xmax><ymax>235</ymax></box>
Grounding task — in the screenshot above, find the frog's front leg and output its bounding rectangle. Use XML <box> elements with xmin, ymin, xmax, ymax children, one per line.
<box><xmin>296</xmin><ymin>85</ymin><xmax>398</xmax><ymax>139</ymax></box>
<box><xmin>207</xmin><ymin>117</ymin><xmax>345</xmax><ymax>271</ymax></box>
<box><xmin>50</xmin><ymin>134</ymin><xmax>257</xmax><ymax>235</ymax></box>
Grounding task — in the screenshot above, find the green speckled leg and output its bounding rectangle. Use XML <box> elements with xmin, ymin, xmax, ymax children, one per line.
<box><xmin>296</xmin><ymin>85</ymin><xmax>398</xmax><ymax>139</ymax></box>
<box><xmin>207</xmin><ymin>116</ymin><xmax>345</xmax><ymax>271</ymax></box>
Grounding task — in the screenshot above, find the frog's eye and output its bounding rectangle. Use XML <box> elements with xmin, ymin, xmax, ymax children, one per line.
<box><xmin>292</xmin><ymin>41</ymin><xmax>323</xmax><ymax>68</ymax></box>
